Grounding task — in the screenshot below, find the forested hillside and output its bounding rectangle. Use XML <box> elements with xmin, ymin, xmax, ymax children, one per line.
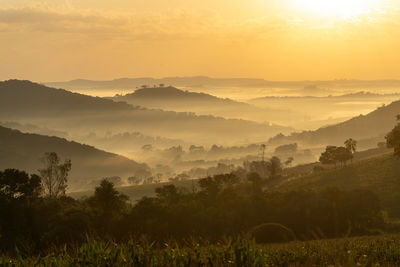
<box><xmin>0</xmin><ymin>126</ymin><xmax>149</xmax><ymax>191</ymax></box>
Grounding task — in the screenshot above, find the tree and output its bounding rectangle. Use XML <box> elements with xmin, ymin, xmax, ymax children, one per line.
<box><xmin>0</xmin><ymin>169</ymin><xmax>42</xmax><ymax>249</ymax></box>
<box><xmin>267</xmin><ymin>156</ymin><xmax>283</xmax><ymax>179</ymax></box>
<box><xmin>0</xmin><ymin>169</ymin><xmax>42</xmax><ymax>201</ymax></box>
<box><xmin>344</xmin><ymin>138</ymin><xmax>357</xmax><ymax>154</ymax></box>
<box><xmin>320</xmin><ymin>146</ymin><xmax>353</xmax><ymax>167</ymax></box>
<box><xmin>247</xmin><ymin>160</ymin><xmax>269</xmax><ymax>178</ymax></box>
<box><xmin>275</xmin><ymin>143</ymin><xmax>298</xmax><ymax>155</ymax></box>
<box><xmin>334</xmin><ymin>146</ymin><xmax>353</xmax><ymax>166</ymax></box>
<box><xmin>386</xmin><ymin>115</ymin><xmax>400</xmax><ymax>157</ymax></box>
<box><xmin>247</xmin><ymin>172</ymin><xmax>263</xmax><ymax>194</ymax></box>
<box><xmin>87</xmin><ymin>179</ymin><xmax>129</xmax><ymax>233</ymax></box>
<box><xmin>319</xmin><ymin>146</ymin><xmax>338</xmax><ymax>166</ymax></box>
<box><xmin>38</xmin><ymin>152</ymin><xmax>71</xmax><ymax>198</ymax></box>
<box><xmin>285</xmin><ymin>157</ymin><xmax>294</xmax><ymax>167</ymax></box>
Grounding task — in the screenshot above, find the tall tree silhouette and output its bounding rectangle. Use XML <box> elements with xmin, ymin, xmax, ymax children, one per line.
<box><xmin>38</xmin><ymin>152</ymin><xmax>71</xmax><ymax>198</ymax></box>
<box><xmin>345</xmin><ymin>138</ymin><xmax>357</xmax><ymax>154</ymax></box>
<box><xmin>345</xmin><ymin>138</ymin><xmax>357</xmax><ymax>163</ymax></box>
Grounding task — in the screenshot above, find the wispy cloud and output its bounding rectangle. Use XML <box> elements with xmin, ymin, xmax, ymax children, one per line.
<box><xmin>1</xmin><ymin>5</ymin><xmax>399</xmax><ymax>42</ymax></box>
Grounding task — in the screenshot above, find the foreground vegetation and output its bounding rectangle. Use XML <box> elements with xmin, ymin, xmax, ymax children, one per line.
<box><xmin>1</xmin><ymin>115</ymin><xmax>399</xmax><ymax>265</ymax></box>
<box><xmin>0</xmin><ymin>166</ymin><xmax>385</xmax><ymax>253</ymax></box>
<box><xmin>3</xmin><ymin>235</ymin><xmax>400</xmax><ymax>266</ymax></box>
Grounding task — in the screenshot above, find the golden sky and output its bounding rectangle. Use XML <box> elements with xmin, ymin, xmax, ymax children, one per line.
<box><xmin>0</xmin><ymin>0</ymin><xmax>399</xmax><ymax>81</ymax></box>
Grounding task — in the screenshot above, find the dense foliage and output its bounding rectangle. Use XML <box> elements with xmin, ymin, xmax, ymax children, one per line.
<box><xmin>0</xmin><ymin>169</ymin><xmax>384</xmax><ymax>255</ymax></box>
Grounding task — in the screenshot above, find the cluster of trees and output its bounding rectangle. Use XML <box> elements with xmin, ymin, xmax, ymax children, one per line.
<box><xmin>126</xmin><ymin>154</ymin><xmax>292</xmax><ymax>186</ymax></box>
<box><xmin>274</xmin><ymin>143</ymin><xmax>298</xmax><ymax>155</ymax></box>
<box><xmin>319</xmin><ymin>139</ymin><xmax>357</xmax><ymax>167</ymax></box>
<box><xmin>0</xmin><ymin>164</ymin><xmax>384</xmax><ymax>253</ymax></box>
<box><xmin>142</xmin><ymin>144</ymin><xmax>260</xmax><ymax>161</ymax></box>
<box><xmin>243</xmin><ymin>157</ymin><xmax>283</xmax><ymax>179</ymax></box>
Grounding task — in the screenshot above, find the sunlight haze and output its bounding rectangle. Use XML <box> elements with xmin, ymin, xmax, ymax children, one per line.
<box><xmin>0</xmin><ymin>0</ymin><xmax>399</xmax><ymax>81</ymax></box>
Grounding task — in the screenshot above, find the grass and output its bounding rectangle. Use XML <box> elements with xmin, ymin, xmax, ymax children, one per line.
<box><xmin>274</xmin><ymin>154</ymin><xmax>400</xmax><ymax>217</ymax></box>
<box><xmin>3</xmin><ymin>235</ymin><xmax>400</xmax><ymax>266</ymax></box>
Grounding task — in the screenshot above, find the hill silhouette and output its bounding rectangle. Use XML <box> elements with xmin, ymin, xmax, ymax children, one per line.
<box><xmin>268</xmin><ymin>99</ymin><xmax>400</xmax><ymax>147</ymax></box>
<box><xmin>112</xmin><ymin>86</ymin><xmax>296</xmax><ymax>123</ymax></box>
<box><xmin>0</xmin><ymin>80</ymin><xmax>291</xmax><ymax>145</ymax></box>
<box><xmin>46</xmin><ymin>77</ymin><xmax>400</xmax><ymax>91</ymax></box>
<box><xmin>0</xmin><ymin>125</ymin><xmax>150</xmax><ymax>191</ymax></box>
<box><xmin>0</xmin><ymin>80</ymin><xmax>132</xmax><ymax>118</ymax></box>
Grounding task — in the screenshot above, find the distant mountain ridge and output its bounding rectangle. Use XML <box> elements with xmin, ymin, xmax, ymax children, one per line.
<box><xmin>0</xmin><ymin>125</ymin><xmax>150</xmax><ymax>191</ymax></box>
<box><xmin>252</xmin><ymin>91</ymin><xmax>400</xmax><ymax>101</ymax></box>
<box><xmin>45</xmin><ymin>76</ymin><xmax>400</xmax><ymax>91</ymax></box>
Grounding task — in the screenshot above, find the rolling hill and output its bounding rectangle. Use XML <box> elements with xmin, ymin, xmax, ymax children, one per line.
<box><xmin>0</xmin><ymin>125</ymin><xmax>150</xmax><ymax>192</ymax></box>
<box><xmin>250</xmin><ymin>92</ymin><xmax>400</xmax><ymax>130</ymax></box>
<box><xmin>273</xmin><ymin>153</ymin><xmax>400</xmax><ymax>218</ymax></box>
<box><xmin>0</xmin><ymin>80</ymin><xmax>132</xmax><ymax>118</ymax></box>
<box><xmin>112</xmin><ymin>86</ymin><xmax>297</xmax><ymax>123</ymax></box>
<box><xmin>268</xmin><ymin>99</ymin><xmax>400</xmax><ymax>148</ymax></box>
<box><xmin>0</xmin><ymin>80</ymin><xmax>292</xmax><ymax>146</ymax></box>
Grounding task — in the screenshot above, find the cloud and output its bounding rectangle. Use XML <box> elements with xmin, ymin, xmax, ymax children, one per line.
<box><xmin>0</xmin><ymin>5</ymin><xmax>399</xmax><ymax>43</ymax></box>
<box><xmin>0</xmin><ymin>7</ymin><xmax>221</xmax><ymax>40</ymax></box>
<box><xmin>0</xmin><ymin>5</ymin><xmax>299</xmax><ymax>43</ymax></box>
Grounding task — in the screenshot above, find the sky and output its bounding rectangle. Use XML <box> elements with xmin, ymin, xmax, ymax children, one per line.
<box><xmin>0</xmin><ymin>0</ymin><xmax>399</xmax><ymax>81</ymax></box>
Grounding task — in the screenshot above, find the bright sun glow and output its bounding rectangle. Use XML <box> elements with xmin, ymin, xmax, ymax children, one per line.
<box><xmin>291</xmin><ymin>0</ymin><xmax>378</xmax><ymax>17</ymax></box>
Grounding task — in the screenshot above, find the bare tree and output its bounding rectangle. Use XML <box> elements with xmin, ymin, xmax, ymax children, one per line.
<box><xmin>38</xmin><ymin>152</ymin><xmax>71</xmax><ymax>198</ymax></box>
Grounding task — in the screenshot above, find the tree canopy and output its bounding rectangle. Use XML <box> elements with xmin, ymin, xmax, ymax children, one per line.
<box><xmin>386</xmin><ymin>115</ymin><xmax>400</xmax><ymax>157</ymax></box>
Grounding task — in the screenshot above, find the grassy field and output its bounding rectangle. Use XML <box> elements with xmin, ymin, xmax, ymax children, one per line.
<box><xmin>274</xmin><ymin>154</ymin><xmax>400</xmax><ymax>217</ymax></box>
<box><xmin>4</xmin><ymin>235</ymin><xmax>400</xmax><ymax>266</ymax></box>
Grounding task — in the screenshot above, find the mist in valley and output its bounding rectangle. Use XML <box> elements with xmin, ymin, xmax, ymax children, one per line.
<box><xmin>1</xmin><ymin>79</ymin><xmax>399</xmax><ymax>193</ymax></box>
<box><xmin>3</xmin><ymin>0</ymin><xmax>400</xmax><ymax>262</ymax></box>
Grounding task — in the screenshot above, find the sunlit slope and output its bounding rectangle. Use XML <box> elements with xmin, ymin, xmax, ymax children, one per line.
<box><xmin>274</xmin><ymin>154</ymin><xmax>400</xmax><ymax>217</ymax></box>
<box><xmin>0</xmin><ymin>80</ymin><xmax>292</xmax><ymax>145</ymax></box>
<box><xmin>0</xmin><ymin>125</ymin><xmax>150</xmax><ymax>191</ymax></box>
<box><xmin>269</xmin><ymin>99</ymin><xmax>400</xmax><ymax>146</ymax></box>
